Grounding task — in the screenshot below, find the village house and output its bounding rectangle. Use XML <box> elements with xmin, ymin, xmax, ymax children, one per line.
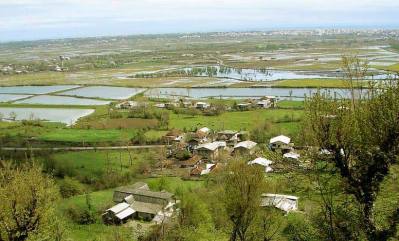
<box><xmin>154</xmin><ymin>103</ymin><xmax>166</xmax><ymax>108</ymax></box>
<box><xmin>233</xmin><ymin>140</ymin><xmax>257</xmax><ymax>155</ymax></box>
<box><xmin>163</xmin><ymin>129</ymin><xmax>185</xmax><ymax>144</ymax></box>
<box><xmin>195</xmin><ymin>141</ymin><xmax>226</xmax><ymax>160</ymax></box>
<box><xmin>217</xmin><ymin>130</ymin><xmax>239</xmax><ymax>146</ymax></box>
<box><xmin>269</xmin><ymin>135</ymin><xmax>292</xmax><ymax>153</ymax></box>
<box><xmin>194</xmin><ymin>101</ymin><xmax>210</xmax><ymax>110</ymax></box>
<box><xmin>186</xmin><ymin>128</ymin><xmax>211</xmax><ymax>151</ymax></box>
<box><xmin>260</xmin><ymin>193</ymin><xmax>299</xmax><ymax>213</ymax></box>
<box><xmin>103</xmin><ymin>182</ymin><xmax>176</xmax><ymax>224</ymax></box>
<box><xmin>115</xmin><ymin>101</ymin><xmax>143</xmax><ymax>109</ymax></box>
<box><xmin>248</xmin><ymin>157</ymin><xmax>273</xmax><ymax>173</ymax></box>
<box><xmin>237</xmin><ymin>102</ymin><xmax>252</xmax><ymax>111</ymax></box>
<box><xmin>258</xmin><ymin>96</ymin><xmax>277</xmax><ymax>108</ymax></box>
<box><xmin>180</xmin><ymin>155</ymin><xmax>202</xmax><ymax>168</ymax></box>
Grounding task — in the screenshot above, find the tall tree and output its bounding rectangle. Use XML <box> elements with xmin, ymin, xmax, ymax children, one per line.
<box><xmin>303</xmin><ymin>56</ymin><xmax>399</xmax><ymax>241</ymax></box>
<box><xmin>0</xmin><ymin>161</ymin><xmax>62</xmax><ymax>241</ymax></box>
<box><xmin>222</xmin><ymin>160</ymin><xmax>265</xmax><ymax>241</ymax></box>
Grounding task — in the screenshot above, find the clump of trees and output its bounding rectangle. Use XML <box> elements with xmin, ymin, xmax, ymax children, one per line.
<box><xmin>301</xmin><ymin>56</ymin><xmax>399</xmax><ymax>241</ymax></box>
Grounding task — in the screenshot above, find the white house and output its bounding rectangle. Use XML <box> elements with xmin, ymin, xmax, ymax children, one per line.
<box><xmin>269</xmin><ymin>135</ymin><xmax>292</xmax><ymax>151</ymax></box>
<box><xmin>195</xmin><ymin>141</ymin><xmax>226</xmax><ymax>160</ymax></box>
<box><xmin>234</xmin><ymin>140</ymin><xmax>257</xmax><ymax>155</ymax></box>
<box><xmin>248</xmin><ymin>157</ymin><xmax>273</xmax><ymax>172</ymax></box>
<box><xmin>195</xmin><ymin>102</ymin><xmax>210</xmax><ymax>110</ymax></box>
<box><xmin>261</xmin><ymin>193</ymin><xmax>299</xmax><ymax>213</ymax></box>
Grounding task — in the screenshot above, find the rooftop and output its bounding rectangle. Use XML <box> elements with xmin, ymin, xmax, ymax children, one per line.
<box><xmin>196</xmin><ymin>141</ymin><xmax>226</xmax><ymax>151</ymax></box>
<box><xmin>115</xmin><ymin>182</ymin><xmax>149</xmax><ymax>194</ymax></box>
<box><xmin>234</xmin><ymin>140</ymin><xmax>257</xmax><ymax>150</ymax></box>
<box><xmin>248</xmin><ymin>157</ymin><xmax>273</xmax><ymax>167</ymax></box>
<box><xmin>269</xmin><ymin>135</ymin><xmax>291</xmax><ymax>144</ymax></box>
<box><xmin>131</xmin><ymin>189</ymin><xmax>174</xmax><ymax>200</ymax></box>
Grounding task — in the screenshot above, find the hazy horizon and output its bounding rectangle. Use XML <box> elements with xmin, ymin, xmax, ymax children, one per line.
<box><xmin>0</xmin><ymin>0</ymin><xmax>399</xmax><ymax>42</ymax></box>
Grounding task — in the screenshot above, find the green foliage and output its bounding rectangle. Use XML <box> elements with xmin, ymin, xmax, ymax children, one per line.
<box><xmin>59</xmin><ymin>176</ymin><xmax>85</xmax><ymax>198</ymax></box>
<box><xmin>221</xmin><ymin>159</ymin><xmax>265</xmax><ymax>241</ymax></box>
<box><xmin>302</xmin><ymin>57</ymin><xmax>399</xmax><ymax>240</ymax></box>
<box><xmin>66</xmin><ymin>194</ymin><xmax>96</xmax><ymax>225</ymax></box>
<box><xmin>0</xmin><ymin>161</ymin><xmax>63</xmax><ymax>241</ymax></box>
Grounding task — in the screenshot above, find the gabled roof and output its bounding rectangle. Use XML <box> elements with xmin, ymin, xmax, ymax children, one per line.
<box><xmin>196</xmin><ymin>141</ymin><xmax>226</xmax><ymax>151</ymax></box>
<box><xmin>115</xmin><ymin>182</ymin><xmax>149</xmax><ymax>194</ymax></box>
<box><xmin>131</xmin><ymin>189</ymin><xmax>174</xmax><ymax>200</ymax></box>
<box><xmin>108</xmin><ymin>202</ymin><xmax>130</xmax><ymax>214</ymax></box>
<box><xmin>234</xmin><ymin>140</ymin><xmax>257</xmax><ymax>150</ymax></box>
<box><xmin>269</xmin><ymin>135</ymin><xmax>291</xmax><ymax>144</ymax></box>
<box><xmin>107</xmin><ymin>202</ymin><xmax>136</xmax><ymax>220</ymax></box>
<box><xmin>218</xmin><ymin>130</ymin><xmax>238</xmax><ymax>135</ymax></box>
<box><xmin>261</xmin><ymin>193</ymin><xmax>299</xmax><ymax>200</ymax></box>
<box><xmin>115</xmin><ymin>207</ymin><xmax>135</xmax><ymax>220</ymax></box>
<box><xmin>248</xmin><ymin>157</ymin><xmax>273</xmax><ymax>167</ymax></box>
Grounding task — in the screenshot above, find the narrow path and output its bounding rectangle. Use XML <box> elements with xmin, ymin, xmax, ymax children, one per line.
<box><xmin>0</xmin><ymin>145</ymin><xmax>167</xmax><ymax>151</ymax></box>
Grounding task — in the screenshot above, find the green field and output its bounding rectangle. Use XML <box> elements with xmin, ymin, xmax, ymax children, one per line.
<box><xmin>169</xmin><ymin>108</ymin><xmax>303</xmax><ymax>136</ymax></box>
<box><xmin>38</xmin><ymin>128</ymin><xmax>139</xmax><ymax>143</ymax></box>
<box><xmin>274</xmin><ymin>79</ymin><xmax>350</xmax><ymax>88</ymax></box>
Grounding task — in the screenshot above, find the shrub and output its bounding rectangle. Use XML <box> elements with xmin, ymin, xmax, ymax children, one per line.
<box><xmin>66</xmin><ymin>194</ymin><xmax>96</xmax><ymax>225</ymax></box>
<box><xmin>59</xmin><ymin>176</ymin><xmax>85</xmax><ymax>198</ymax></box>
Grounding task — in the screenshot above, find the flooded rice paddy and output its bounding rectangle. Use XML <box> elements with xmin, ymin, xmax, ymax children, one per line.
<box><xmin>0</xmin><ymin>85</ymin><xmax>80</xmax><ymax>94</ymax></box>
<box><xmin>14</xmin><ymin>95</ymin><xmax>111</xmax><ymax>105</ymax></box>
<box><xmin>0</xmin><ymin>94</ymin><xmax>32</xmax><ymax>102</ymax></box>
<box><xmin>0</xmin><ymin>107</ymin><xmax>94</xmax><ymax>125</ymax></box>
<box><xmin>59</xmin><ymin>86</ymin><xmax>146</xmax><ymax>100</ymax></box>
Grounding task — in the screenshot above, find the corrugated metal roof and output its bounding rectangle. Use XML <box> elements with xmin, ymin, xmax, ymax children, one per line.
<box><xmin>108</xmin><ymin>202</ymin><xmax>130</xmax><ymax>214</ymax></box>
<box><xmin>115</xmin><ymin>207</ymin><xmax>135</xmax><ymax>220</ymax></box>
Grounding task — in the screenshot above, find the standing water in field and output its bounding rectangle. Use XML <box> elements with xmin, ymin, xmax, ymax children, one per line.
<box><xmin>0</xmin><ymin>107</ymin><xmax>94</xmax><ymax>125</ymax></box>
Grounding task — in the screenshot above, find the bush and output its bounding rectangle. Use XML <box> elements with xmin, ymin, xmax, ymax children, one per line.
<box><xmin>66</xmin><ymin>194</ymin><xmax>96</xmax><ymax>225</ymax></box>
<box><xmin>59</xmin><ymin>176</ymin><xmax>85</xmax><ymax>198</ymax></box>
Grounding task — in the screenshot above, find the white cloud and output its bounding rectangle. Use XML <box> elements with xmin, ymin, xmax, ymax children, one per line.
<box><xmin>0</xmin><ymin>0</ymin><xmax>398</xmax><ymax>40</ymax></box>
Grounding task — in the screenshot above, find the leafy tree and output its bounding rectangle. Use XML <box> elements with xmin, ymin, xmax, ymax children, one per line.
<box><xmin>302</xmin><ymin>56</ymin><xmax>399</xmax><ymax>240</ymax></box>
<box><xmin>221</xmin><ymin>159</ymin><xmax>265</xmax><ymax>241</ymax></box>
<box><xmin>0</xmin><ymin>161</ymin><xmax>63</xmax><ymax>241</ymax></box>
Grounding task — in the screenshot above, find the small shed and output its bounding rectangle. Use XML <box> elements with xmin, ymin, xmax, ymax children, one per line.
<box><xmin>103</xmin><ymin>202</ymin><xmax>135</xmax><ymax>224</ymax></box>
<box><xmin>195</xmin><ymin>141</ymin><xmax>226</xmax><ymax>160</ymax></box>
<box><xmin>269</xmin><ymin>135</ymin><xmax>292</xmax><ymax>152</ymax></box>
<box><xmin>261</xmin><ymin>193</ymin><xmax>299</xmax><ymax>213</ymax></box>
<box><xmin>234</xmin><ymin>140</ymin><xmax>257</xmax><ymax>155</ymax></box>
<box><xmin>195</xmin><ymin>102</ymin><xmax>210</xmax><ymax>110</ymax></box>
<box><xmin>248</xmin><ymin>157</ymin><xmax>273</xmax><ymax>173</ymax></box>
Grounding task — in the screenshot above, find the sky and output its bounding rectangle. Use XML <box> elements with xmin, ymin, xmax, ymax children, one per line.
<box><xmin>0</xmin><ymin>0</ymin><xmax>398</xmax><ymax>42</ymax></box>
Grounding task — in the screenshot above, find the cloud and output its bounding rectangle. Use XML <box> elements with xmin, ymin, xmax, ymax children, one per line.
<box><xmin>0</xmin><ymin>0</ymin><xmax>398</xmax><ymax>41</ymax></box>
